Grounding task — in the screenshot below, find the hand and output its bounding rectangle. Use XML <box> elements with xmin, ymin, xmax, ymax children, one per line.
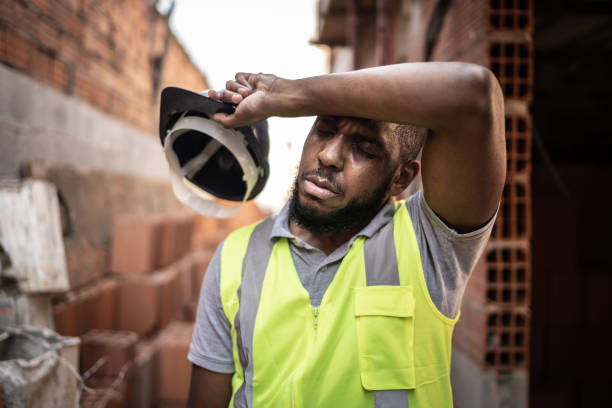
<box><xmin>208</xmin><ymin>72</ymin><xmax>278</xmax><ymax>128</ymax></box>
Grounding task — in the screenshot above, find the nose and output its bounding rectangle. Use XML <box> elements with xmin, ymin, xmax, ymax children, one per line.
<box><xmin>317</xmin><ymin>134</ymin><xmax>346</xmax><ymax>170</ymax></box>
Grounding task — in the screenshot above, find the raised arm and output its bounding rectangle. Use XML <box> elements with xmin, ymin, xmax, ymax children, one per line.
<box><xmin>210</xmin><ymin>62</ymin><xmax>505</xmax><ymax>230</ymax></box>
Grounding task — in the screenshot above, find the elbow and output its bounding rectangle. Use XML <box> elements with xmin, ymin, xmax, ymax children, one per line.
<box><xmin>463</xmin><ymin>65</ymin><xmax>505</xmax><ymax>139</ymax></box>
<box><xmin>467</xmin><ymin>65</ymin><xmax>504</xmax><ymax>118</ymax></box>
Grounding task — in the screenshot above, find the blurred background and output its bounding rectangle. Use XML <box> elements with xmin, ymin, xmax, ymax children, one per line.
<box><xmin>0</xmin><ymin>0</ymin><xmax>611</xmax><ymax>407</ymax></box>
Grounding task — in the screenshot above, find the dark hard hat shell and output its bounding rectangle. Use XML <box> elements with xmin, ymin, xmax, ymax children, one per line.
<box><xmin>159</xmin><ymin>87</ymin><xmax>269</xmax><ymax>202</ymax></box>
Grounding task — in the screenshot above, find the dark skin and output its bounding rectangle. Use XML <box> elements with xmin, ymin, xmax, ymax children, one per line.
<box><xmin>291</xmin><ymin>116</ymin><xmax>419</xmax><ymax>254</ymax></box>
<box><xmin>187</xmin><ymin>366</ymin><xmax>232</xmax><ymax>408</ymax></box>
<box><xmin>187</xmin><ymin>62</ymin><xmax>505</xmax><ymax>407</ymax></box>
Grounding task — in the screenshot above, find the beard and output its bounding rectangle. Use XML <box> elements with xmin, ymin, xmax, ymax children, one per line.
<box><xmin>289</xmin><ymin>168</ymin><xmax>392</xmax><ymax>236</ymax></box>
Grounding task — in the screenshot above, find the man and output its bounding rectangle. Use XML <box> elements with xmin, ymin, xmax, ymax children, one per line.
<box><xmin>187</xmin><ymin>62</ymin><xmax>505</xmax><ymax>407</ymax></box>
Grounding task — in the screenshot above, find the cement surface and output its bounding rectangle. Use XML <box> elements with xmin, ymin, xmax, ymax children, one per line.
<box><xmin>0</xmin><ymin>64</ymin><xmax>168</xmax><ymax>181</ymax></box>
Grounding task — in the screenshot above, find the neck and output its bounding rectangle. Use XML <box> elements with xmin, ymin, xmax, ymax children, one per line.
<box><xmin>288</xmin><ymin>214</ymin><xmax>373</xmax><ymax>256</ymax></box>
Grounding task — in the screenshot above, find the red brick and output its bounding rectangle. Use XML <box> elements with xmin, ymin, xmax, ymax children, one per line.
<box><xmin>111</xmin><ymin>216</ymin><xmax>161</xmax><ymax>275</ymax></box>
<box><xmin>181</xmin><ymin>299</ymin><xmax>198</xmax><ymax>322</ymax></box>
<box><xmin>430</xmin><ymin>0</ymin><xmax>489</xmax><ymax>63</ymax></box>
<box><xmin>80</xmin><ymin>329</ymin><xmax>138</xmax><ymax>377</ymax></box>
<box><xmin>177</xmin><ymin>257</ymin><xmax>193</xmax><ymax>307</ymax></box>
<box><xmin>191</xmin><ymin>216</ymin><xmax>225</xmax><ymax>251</ymax></box>
<box><xmin>453</xmin><ymin>299</ymin><xmax>529</xmax><ymax>370</ymax></box>
<box><xmin>157</xmin><ymin>216</ymin><xmax>181</xmax><ymax>268</ymax></box>
<box><xmin>96</xmin><ymin>278</ymin><xmax>119</xmax><ymax>331</ymax></box>
<box><xmin>66</xmin><ymin>278</ymin><xmax>119</xmax><ymax>334</ymax></box>
<box><xmin>157</xmin><ymin>214</ymin><xmax>194</xmax><ymax>268</ymax></box>
<box><xmin>505</xmin><ymin>113</ymin><xmax>532</xmax><ymax>177</ymax></box>
<box><xmin>76</xmin><ymin>284</ymin><xmax>101</xmax><ymax>336</ymax></box>
<box><xmin>127</xmin><ymin>340</ymin><xmax>157</xmax><ymax>408</ymax></box>
<box><xmin>117</xmin><ymin>274</ymin><xmax>161</xmax><ymax>336</ymax></box>
<box><xmin>3</xmin><ymin>29</ymin><xmax>30</xmax><ymax>69</ymax></box>
<box><xmin>489</xmin><ymin>0</ymin><xmax>533</xmax><ymax>33</ymax></box>
<box><xmin>50</xmin><ymin>58</ymin><xmax>68</xmax><ymax>90</ymax></box>
<box><xmin>191</xmin><ymin>249</ymin><xmax>214</xmax><ymax>299</ymax></box>
<box><xmin>489</xmin><ymin>40</ymin><xmax>533</xmax><ymax>102</ymax></box>
<box><xmin>157</xmin><ymin>265</ymin><xmax>182</xmax><ymax>330</ymax></box>
<box><xmin>177</xmin><ymin>214</ymin><xmax>195</xmax><ymax>257</ymax></box>
<box><xmin>156</xmin><ymin>399</ymin><xmax>188</xmax><ymax>408</ymax></box>
<box><xmin>53</xmin><ymin>299</ymin><xmax>79</xmax><ymax>337</ymax></box>
<box><xmin>490</xmin><ymin>178</ymin><xmax>531</xmax><ymax>241</ymax></box>
<box><xmin>464</xmin><ymin>251</ymin><xmax>488</xmax><ymax>304</ymax></box>
<box><xmin>81</xmin><ymin>376</ymin><xmax>128</xmax><ymax>408</ymax></box>
<box><xmin>155</xmin><ymin>322</ymin><xmax>194</xmax><ymax>401</ymax></box>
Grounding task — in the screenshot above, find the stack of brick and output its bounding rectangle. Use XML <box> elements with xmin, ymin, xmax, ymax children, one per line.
<box><xmin>1</xmin><ymin>0</ymin><xmax>271</xmax><ymax>405</ymax></box>
<box><xmin>51</xmin><ymin>202</ymin><xmax>267</xmax><ymax>406</ymax></box>
<box><xmin>154</xmin><ymin>321</ymin><xmax>195</xmax><ymax>407</ymax></box>
<box><xmin>452</xmin><ymin>0</ymin><xmax>534</xmax><ymax>374</ymax></box>
<box><xmin>79</xmin><ymin>329</ymin><xmax>138</xmax><ymax>408</ymax></box>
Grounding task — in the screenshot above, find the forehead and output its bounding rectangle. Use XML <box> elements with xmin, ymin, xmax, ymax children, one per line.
<box><xmin>315</xmin><ymin>116</ymin><xmax>396</xmax><ymax>150</ymax></box>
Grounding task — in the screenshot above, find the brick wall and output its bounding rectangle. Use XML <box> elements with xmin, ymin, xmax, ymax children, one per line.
<box><xmin>0</xmin><ymin>0</ymin><xmax>208</xmax><ymax>134</ymax></box>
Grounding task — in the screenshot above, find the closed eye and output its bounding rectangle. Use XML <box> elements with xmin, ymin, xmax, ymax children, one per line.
<box><xmin>317</xmin><ymin>127</ymin><xmax>336</xmax><ymax>138</ymax></box>
<box><xmin>352</xmin><ymin>141</ymin><xmax>378</xmax><ymax>158</ymax></box>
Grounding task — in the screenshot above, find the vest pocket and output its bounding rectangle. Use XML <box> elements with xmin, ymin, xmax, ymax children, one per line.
<box><xmin>354</xmin><ymin>285</ymin><xmax>416</xmax><ymax>390</ymax></box>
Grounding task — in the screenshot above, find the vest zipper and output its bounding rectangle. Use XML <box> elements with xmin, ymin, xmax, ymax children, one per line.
<box><xmin>312</xmin><ymin>306</ymin><xmax>320</xmax><ymax>330</ymax></box>
<box><xmin>289</xmin><ymin>306</ymin><xmax>319</xmax><ymax>407</ymax></box>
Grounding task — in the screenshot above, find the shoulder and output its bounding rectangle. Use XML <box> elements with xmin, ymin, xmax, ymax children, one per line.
<box><xmin>403</xmin><ymin>189</ymin><xmax>498</xmax><ymax>242</ymax></box>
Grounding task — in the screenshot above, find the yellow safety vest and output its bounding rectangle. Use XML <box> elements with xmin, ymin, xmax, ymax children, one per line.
<box><xmin>220</xmin><ymin>202</ymin><xmax>458</xmax><ymax>407</ymax></box>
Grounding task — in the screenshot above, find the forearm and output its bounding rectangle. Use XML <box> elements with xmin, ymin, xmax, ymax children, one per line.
<box><xmin>271</xmin><ymin>62</ymin><xmax>494</xmax><ymax>131</ymax></box>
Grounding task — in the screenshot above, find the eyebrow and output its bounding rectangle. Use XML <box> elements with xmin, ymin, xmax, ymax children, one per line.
<box><xmin>316</xmin><ymin>116</ymin><xmax>387</xmax><ymax>151</ymax></box>
<box><xmin>317</xmin><ymin>117</ymin><xmax>338</xmax><ymax>129</ymax></box>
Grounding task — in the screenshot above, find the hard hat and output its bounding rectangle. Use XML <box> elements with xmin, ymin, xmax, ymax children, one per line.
<box><xmin>159</xmin><ymin>87</ymin><xmax>269</xmax><ymax>218</ymax></box>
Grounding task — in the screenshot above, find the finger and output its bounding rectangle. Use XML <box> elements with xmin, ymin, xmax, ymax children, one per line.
<box><xmin>216</xmin><ymin>89</ymin><xmax>243</xmax><ymax>104</ymax></box>
<box><xmin>225</xmin><ymin>80</ymin><xmax>252</xmax><ymax>98</ymax></box>
<box><xmin>235</xmin><ymin>72</ymin><xmax>253</xmax><ymax>87</ymax></box>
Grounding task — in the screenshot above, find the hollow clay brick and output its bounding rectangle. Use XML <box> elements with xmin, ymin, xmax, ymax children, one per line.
<box><xmin>80</xmin><ymin>329</ymin><xmax>138</xmax><ymax>377</ymax></box>
<box><xmin>155</xmin><ymin>321</ymin><xmax>194</xmax><ymax>401</ymax></box>
<box><xmin>111</xmin><ymin>216</ymin><xmax>161</xmax><ymax>275</ymax></box>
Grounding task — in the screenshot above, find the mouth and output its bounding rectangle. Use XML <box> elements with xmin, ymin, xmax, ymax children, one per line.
<box><xmin>302</xmin><ymin>174</ymin><xmax>341</xmax><ymax>200</ymax></box>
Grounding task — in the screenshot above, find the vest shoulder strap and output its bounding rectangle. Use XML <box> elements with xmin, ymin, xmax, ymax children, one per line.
<box><xmin>219</xmin><ymin>222</ymin><xmax>258</xmax><ymax>322</ymax></box>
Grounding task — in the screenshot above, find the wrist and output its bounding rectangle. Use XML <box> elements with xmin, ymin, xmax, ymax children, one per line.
<box><xmin>267</xmin><ymin>77</ymin><xmax>314</xmax><ymax>118</ymax></box>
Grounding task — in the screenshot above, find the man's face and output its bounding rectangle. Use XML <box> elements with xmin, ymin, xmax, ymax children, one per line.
<box><xmin>290</xmin><ymin>116</ymin><xmax>400</xmax><ymax>234</ymax></box>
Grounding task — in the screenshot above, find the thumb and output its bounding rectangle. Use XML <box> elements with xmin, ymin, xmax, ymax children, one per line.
<box><xmin>213</xmin><ymin>112</ymin><xmax>238</xmax><ymax>129</ymax></box>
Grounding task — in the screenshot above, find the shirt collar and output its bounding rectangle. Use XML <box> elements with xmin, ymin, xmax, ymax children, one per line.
<box><xmin>269</xmin><ymin>199</ymin><xmax>397</xmax><ymax>247</ymax></box>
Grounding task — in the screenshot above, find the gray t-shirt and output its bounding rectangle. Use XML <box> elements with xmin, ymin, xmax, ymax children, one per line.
<box><xmin>188</xmin><ymin>189</ymin><xmax>497</xmax><ymax>374</ymax></box>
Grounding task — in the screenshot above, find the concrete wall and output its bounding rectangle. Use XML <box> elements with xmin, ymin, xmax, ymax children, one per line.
<box><xmin>0</xmin><ymin>63</ymin><xmax>166</xmax><ymax>180</ymax></box>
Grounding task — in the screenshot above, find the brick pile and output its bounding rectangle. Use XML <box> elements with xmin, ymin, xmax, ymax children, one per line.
<box><xmin>452</xmin><ymin>0</ymin><xmax>534</xmax><ymax>373</ymax></box>
<box><xmin>0</xmin><ymin>1</ymin><xmax>271</xmax><ymax>405</ymax></box>
<box><xmin>51</xmin><ymin>203</ymin><xmax>266</xmax><ymax>407</ymax></box>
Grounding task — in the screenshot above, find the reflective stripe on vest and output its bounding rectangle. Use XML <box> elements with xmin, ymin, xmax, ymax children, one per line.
<box><xmin>220</xmin><ymin>202</ymin><xmax>458</xmax><ymax>407</ymax></box>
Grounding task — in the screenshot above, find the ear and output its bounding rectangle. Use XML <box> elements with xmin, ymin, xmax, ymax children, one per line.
<box><xmin>389</xmin><ymin>160</ymin><xmax>420</xmax><ymax>196</ymax></box>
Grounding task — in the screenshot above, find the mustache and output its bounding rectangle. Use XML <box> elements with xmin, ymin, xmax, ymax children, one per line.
<box><xmin>301</xmin><ymin>168</ymin><xmax>344</xmax><ymax>195</ymax></box>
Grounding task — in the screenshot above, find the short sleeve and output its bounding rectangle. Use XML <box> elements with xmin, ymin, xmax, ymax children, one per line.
<box><xmin>188</xmin><ymin>242</ymin><xmax>235</xmax><ymax>374</ymax></box>
<box><xmin>405</xmin><ymin>189</ymin><xmax>499</xmax><ymax>318</ymax></box>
